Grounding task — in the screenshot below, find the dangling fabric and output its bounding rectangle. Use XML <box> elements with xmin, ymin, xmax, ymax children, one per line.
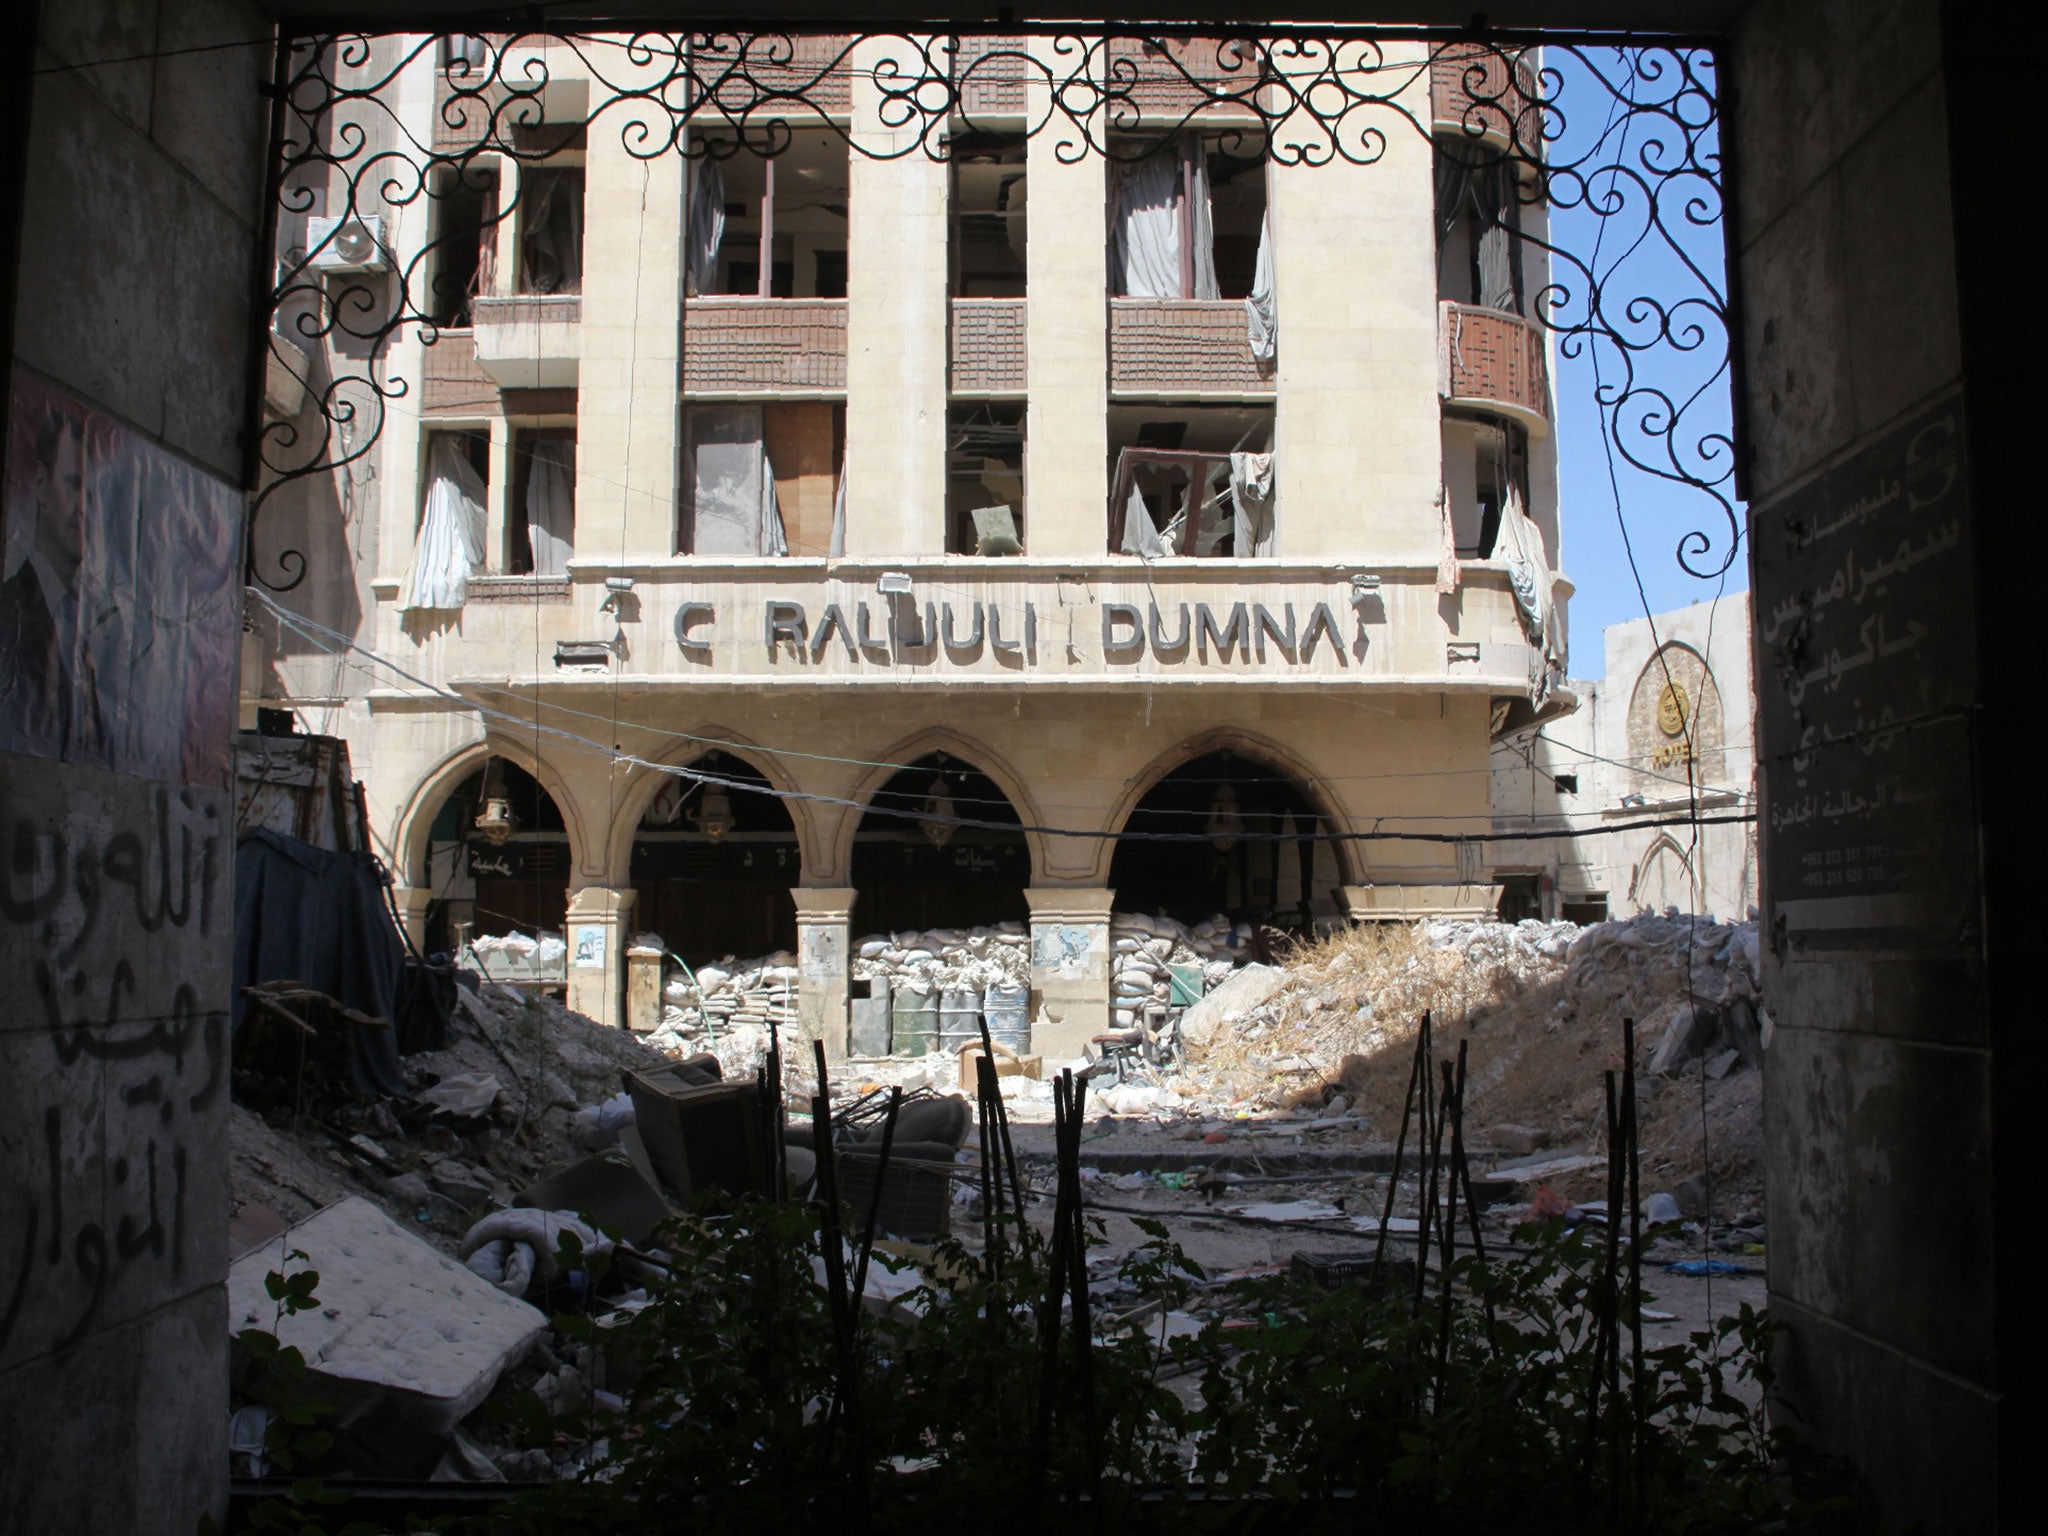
<box><xmin>1436</xmin><ymin>483</ymin><xmax>1461</xmax><ymax>596</ymax></box>
<box><xmin>1245</xmin><ymin>209</ymin><xmax>1276</xmax><ymax>363</ymax></box>
<box><xmin>1120</xmin><ymin>480</ymin><xmax>1167</xmax><ymax>558</ymax></box>
<box><xmin>1111</xmin><ymin>152</ymin><xmax>1184</xmax><ymax>298</ymax></box>
<box><xmin>1433</xmin><ymin>145</ymin><xmax>1470</xmax><ymax>249</ymax></box>
<box><xmin>524</xmin><ymin>437</ymin><xmax>575</xmax><ymax>576</ymax></box>
<box><xmin>519</xmin><ymin>169</ymin><xmax>583</xmax><ymax>295</ymax></box>
<box><xmin>1493</xmin><ymin>476</ymin><xmax>1565</xmax><ymax>706</ymax></box>
<box><xmin>1187</xmin><ymin>144</ymin><xmax>1220</xmax><ymax>300</ymax></box>
<box><xmin>1228</xmin><ymin>450</ymin><xmax>1276</xmax><ymax>557</ymax></box>
<box><xmin>1192</xmin><ymin>462</ymin><xmax>1234</xmax><ymax>556</ymax></box>
<box><xmin>686</xmin><ymin>157</ymin><xmax>726</xmax><ymax>297</ymax></box>
<box><xmin>1476</xmin><ymin>160</ymin><xmax>1522</xmax><ymax>314</ymax></box>
<box><xmin>400</xmin><ymin>437</ymin><xmax>487</xmax><ymax>611</ymax></box>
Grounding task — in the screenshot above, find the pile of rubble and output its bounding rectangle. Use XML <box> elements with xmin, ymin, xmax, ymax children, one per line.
<box><xmin>1174</xmin><ymin>910</ymin><xmax>1769</xmax><ymax>1212</ymax></box>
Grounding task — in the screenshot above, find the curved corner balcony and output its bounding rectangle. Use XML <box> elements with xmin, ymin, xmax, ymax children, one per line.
<box><xmin>1430</xmin><ymin>43</ymin><xmax>1541</xmax><ymax>151</ymax></box>
<box><xmin>1439</xmin><ymin>301</ymin><xmax>1550</xmax><ymax>433</ymax></box>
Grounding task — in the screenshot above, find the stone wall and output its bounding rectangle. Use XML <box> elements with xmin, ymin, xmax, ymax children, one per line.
<box><xmin>0</xmin><ymin>2</ymin><xmax>270</xmax><ymax>1530</ymax></box>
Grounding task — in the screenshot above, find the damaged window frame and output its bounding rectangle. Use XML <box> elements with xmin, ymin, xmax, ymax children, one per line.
<box><xmin>1106</xmin><ymin>404</ymin><xmax>1275</xmax><ymax>558</ymax></box>
<box><xmin>514</xmin><ymin>159</ymin><xmax>586</xmax><ymax>297</ymax></box>
<box><xmin>507</xmin><ymin>423</ymin><xmax>577</xmax><ymax>576</ymax></box>
<box><xmin>676</xmin><ymin>400</ymin><xmax>846</xmax><ymax>558</ymax></box>
<box><xmin>425</xmin><ymin>161</ymin><xmax>499</xmax><ymax>328</ymax></box>
<box><xmin>949</xmin><ymin>131</ymin><xmax>1028</xmax><ymax>298</ymax></box>
<box><xmin>691</xmin><ymin>128</ymin><xmax>851</xmax><ymax>299</ymax></box>
<box><xmin>1434</xmin><ymin>139</ymin><xmax>1528</xmax><ymax>315</ymax></box>
<box><xmin>946</xmin><ymin>399</ymin><xmax>1026</xmax><ymax>555</ymax></box>
<box><xmin>1443</xmin><ymin>409</ymin><xmax>1531</xmax><ymax>559</ymax></box>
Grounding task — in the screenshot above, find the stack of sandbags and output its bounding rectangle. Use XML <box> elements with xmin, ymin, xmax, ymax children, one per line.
<box><xmin>849</xmin><ymin>922</ymin><xmax>1032</xmax><ymax>998</ymax></box>
<box><xmin>1109</xmin><ymin>911</ymin><xmax>1251</xmax><ymax>1029</ymax></box>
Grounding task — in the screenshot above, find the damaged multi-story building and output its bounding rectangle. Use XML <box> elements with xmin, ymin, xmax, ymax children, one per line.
<box><xmin>248</xmin><ymin>34</ymin><xmax>1570</xmax><ymax>1061</ymax></box>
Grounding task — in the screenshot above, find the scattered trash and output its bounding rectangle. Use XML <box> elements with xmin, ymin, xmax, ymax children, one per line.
<box><xmin>1666</xmin><ymin>1259</ymin><xmax>1749</xmax><ymax>1277</ymax></box>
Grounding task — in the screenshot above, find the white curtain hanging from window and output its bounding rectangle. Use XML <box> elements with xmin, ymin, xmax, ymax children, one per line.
<box><xmin>686</xmin><ymin>157</ymin><xmax>726</xmax><ymax>297</ymax></box>
<box><xmin>525</xmin><ymin>438</ymin><xmax>575</xmax><ymax>576</ymax></box>
<box><xmin>1228</xmin><ymin>450</ymin><xmax>1276</xmax><ymax>556</ymax></box>
<box><xmin>1113</xmin><ymin>144</ymin><xmax>1218</xmax><ymax>300</ymax></box>
<box><xmin>829</xmin><ymin>446</ymin><xmax>847</xmax><ymax>558</ymax></box>
<box><xmin>400</xmin><ymin>437</ymin><xmax>487</xmax><ymax>612</ymax></box>
<box><xmin>1246</xmin><ymin>210</ymin><xmax>1276</xmax><ymax>362</ymax></box>
<box><xmin>520</xmin><ymin>170</ymin><xmax>584</xmax><ymax>295</ymax></box>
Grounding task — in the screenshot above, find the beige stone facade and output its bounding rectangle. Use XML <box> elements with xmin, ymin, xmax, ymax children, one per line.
<box><xmin>249</xmin><ymin>34</ymin><xmax>1569</xmax><ymax>1061</ymax></box>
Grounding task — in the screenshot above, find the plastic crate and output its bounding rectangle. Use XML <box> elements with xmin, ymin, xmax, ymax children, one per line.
<box><xmin>1290</xmin><ymin>1250</ymin><xmax>1417</xmax><ymax>1291</ymax></box>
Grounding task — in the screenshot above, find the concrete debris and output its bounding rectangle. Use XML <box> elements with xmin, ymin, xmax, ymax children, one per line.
<box><xmin>228</xmin><ymin>1196</ymin><xmax>546</xmax><ymax>1436</ymax></box>
<box><xmin>1178</xmin><ymin>963</ymin><xmax>1286</xmax><ymax>1055</ymax></box>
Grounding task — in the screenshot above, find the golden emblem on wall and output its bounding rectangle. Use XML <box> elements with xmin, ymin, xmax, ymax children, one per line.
<box><xmin>1656</xmin><ymin>681</ymin><xmax>1691</xmax><ymax>737</ymax></box>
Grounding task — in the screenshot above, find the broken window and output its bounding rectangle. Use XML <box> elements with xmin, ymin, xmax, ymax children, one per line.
<box><xmin>1110</xmin><ymin>132</ymin><xmax>1266</xmax><ymax>300</ymax></box>
<box><xmin>1442</xmin><ymin>412</ymin><xmax>1529</xmax><ymax>557</ymax></box>
<box><xmin>762</xmin><ymin>401</ymin><xmax>845</xmax><ymax>557</ymax></box>
<box><xmin>679</xmin><ymin>403</ymin><xmax>840</xmax><ymax>556</ymax></box>
<box><xmin>689</xmin><ymin>130</ymin><xmax>850</xmax><ymax>297</ymax></box>
<box><xmin>1435</xmin><ymin>145</ymin><xmax>1524</xmax><ymax>313</ymax></box>
<box><xmin>516</xmin><ymin>166</ymin><xmax>583</xmax><ymax>295</ymax></box>
<box><xmin>947</xmin><ymin>401</ymin><xmax>1025</xmax><ymax>555</ymax></box>
<box><xmin>508</xmin><ymin>427</ymin><xmax>575</xmax><ymax>575</ymax></box>
<box><xmin>950</xmin><ymin>134</ymin><xmax>1027</xmax><ymax>297</ymax></box>
<box><xmin>1106</xmin><ymin>404</ymin><xmax>1274</xmax><ymax>557</ymax></box>
<box><xmin>426</xmin><ymin>166</ymin><xmax>497</xmax><ymax>327</ymax></box>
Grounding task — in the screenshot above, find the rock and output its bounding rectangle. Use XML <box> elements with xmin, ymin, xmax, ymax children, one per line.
<box><xmin>1673</xmin><ymin>1174</ymin><xmax>1711</xmax><ymax>1215</ymax></box>
<box><xmin>1643</xmin><ymin>1191</ymin><xmax>1685</xmax><ymax>1224</ymax></box>
<box><xmin>1103</xmin><ymin>1085</ymin><xmax>1162</xmax><ymax>1116</ymax></box>
<box><xmin>1647</xmin><ymin>1004</ymin><xmax>1718</xmax><ymax>1075</ymax></box>
<box><xmin>381</xmin><ymin>1171</ymin><xmax>433</xmax><ymax>1209</ymax></box>
<box><xmin>1178</xmin><ymin>963</ymin><xmax>1288</xmax><ymax>1055</ymax></box>
<box><xmin>1704</xmin><ymin>1048</ymin><xmax>1742</xmax><ymax>1080</ymax></box>
<box><xmin>1319</xmin><ymin>1094</ymin><xmax>1350</xmax><ymax>1120</ymax></box>
<box><xmin>227</xmin><ymin>1196</ymin><xmax>545</xmax><ymax>1435</ymax></box>
<box><xmin>1488</xmin><ymin>1123</ymin><xmax>1540</xmax><ymax>1156</ymax></box>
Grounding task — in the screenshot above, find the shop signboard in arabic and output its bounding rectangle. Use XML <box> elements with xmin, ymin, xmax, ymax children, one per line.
<box><xmin>1754</xmin><ymin>390</ymin><xmax>1976</xmax><ymax>953</ymax></box>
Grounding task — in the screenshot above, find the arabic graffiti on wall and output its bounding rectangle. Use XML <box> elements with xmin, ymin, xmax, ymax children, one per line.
<box><xmin>1754</xmin><ymin>390</ymin><xmax>1976</xmax><ymax>952</ymax></box>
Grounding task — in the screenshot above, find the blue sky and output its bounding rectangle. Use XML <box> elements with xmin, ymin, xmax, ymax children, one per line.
<box><xmin>1540</xmin><ymin>47</ymin><xmax>1747</xmax><ymax>678</ymax></box>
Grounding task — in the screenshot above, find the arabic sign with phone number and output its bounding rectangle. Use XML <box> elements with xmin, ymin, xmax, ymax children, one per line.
<box><xmin>1755</xmin><ymin>390</ymin><xmax>1977</xmax><ymax>953</ymax></box>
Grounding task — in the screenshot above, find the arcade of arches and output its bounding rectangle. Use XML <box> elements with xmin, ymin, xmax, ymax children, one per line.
<box><xmin>389</xmin><ymin>713</ymin><xmax>1493</xmax><ymax>1061</ymax></box>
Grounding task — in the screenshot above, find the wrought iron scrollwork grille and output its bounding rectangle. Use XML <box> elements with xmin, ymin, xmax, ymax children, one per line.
<box><xmin>251</xmin><ymin>29</ymin><xmax>1737</xmax><ymax>591</ymax></box>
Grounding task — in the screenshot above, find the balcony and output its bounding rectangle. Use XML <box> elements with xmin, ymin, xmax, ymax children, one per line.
<box><xmin>682</xmin><ymin>299</ymin><xmax>847</xmax><ymax>393</ymax></box>
<box><xmin>1109</xmin><ymin>299</ymin><xmax>1272</xmax><ymax>395</ymax></box>
<box><xmin>950</xmin><ymin>299</ymin><xmax>1026</xmax><ymax>394</ymax></box>
<box><xmin>1103</xmin><ymin>37</ymin><xmax>1262</xmax><ymax>120</ymax></box>
<box><xmin>690</xmin><ymin>33</ymin><xmax>855</xmax><ymax>118</ymax></box>
<box><xmin>1430</xmin><ymin>43</ymin><xmax>1540</xmax><ymax>149</ymax></box>
<box><xmin>421</xmin><ymin>331</ymin><xmax>500</xmax><ymax>415</ymax></box>
<box><xmin>1439</xmin><ymin>302</ymin><xmax>1550</xmax><ymax>431</ymax></box>
<box><xmin>473</xmin><ymin>294</ymin><xmax>583</xmax><ymax>388</ymax></box>
<box><xmin>951</xmin><ymin>34</ymin><xmax>1030</xmax><ymax>119</ymax></box>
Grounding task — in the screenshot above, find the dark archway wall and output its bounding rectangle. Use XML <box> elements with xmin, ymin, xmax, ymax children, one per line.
<box><xmin>0</xmin><ymin>2</ymin><xmax>273</xmax><ymax>1532</ymax></box>
<box><xmin>631</xmin><ymin>752</ymin><xmax>802</xmax><ymax>964</ymax></box>
<box><xmin>850</xmin><ymin>755</ymin><xmax>1030</xmax><ymax>933</ymax></box>
<box><xmin>1731</xmin><ymin>0</ymin><xmax>2027</xmax><ymax>1528</ymax></box>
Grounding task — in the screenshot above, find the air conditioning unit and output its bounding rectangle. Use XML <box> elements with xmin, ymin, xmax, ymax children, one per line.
<box><xmin>306</xmin><ymin>213</ymin><xmax>389</xmax><ymax>274</ymax></box>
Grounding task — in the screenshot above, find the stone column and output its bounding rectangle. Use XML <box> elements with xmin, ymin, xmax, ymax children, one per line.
<box><xmin>791</xmin><ymin>886</ymin><xmax>857</xmax><ymax>1059</ymax></box>
<box><xmin>1024</xmin><ymin>886</ymin><xmax>1116</xmax><ymax>1064</ymax></box>
<box><xmin>564</xmin><ymin>885</ymin><xmax>635</xmax><ymax>1027</ymax></box>
<box><xmin>390</xmin><ymin>885</ymin><xmax>434</xmax><ymax>951</ymax></box>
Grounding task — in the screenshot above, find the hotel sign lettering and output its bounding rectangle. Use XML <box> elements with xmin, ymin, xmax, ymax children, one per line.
<box><xmin>673</xmin><ymin>596</ymin><xmax>1357</xmax><ymax>668</ymax></box>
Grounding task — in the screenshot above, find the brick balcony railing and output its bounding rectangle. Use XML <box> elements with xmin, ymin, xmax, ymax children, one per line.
<box><xmin>950</xmin><ymin>299</ymin><xmax>1026</xmax><ymax>393</ymax></box>
<box><xmin>421</xmin><ymin>331</ymin><xmax>500</xmax><ymax>414</ymax></box>
<box><xmin>473</xmin><ymin>294</ymin><xmax>583</xmax><ymax>327</ymax></box>
<box><xmin>951</xmin><ymin>34</ymin><xmax>1031</xmax><ymax>118</ymax></box>
<box><xmin>1109</xmin><ymin>299</ymin><xmax>1272</xmax><ymax>394</ymax></box>
<box><xmin>1104</xmin><ymin>37</ymin><xmax>1262</xmax><ymax>119</ymax></box>
<box><xmin>690</xmin><ymin>33</ymin><xmax>855</xmax><ymax>117</ymax></box>
<box><xmin>1439</xmin><ymin>301</ymin><xmax>1550</xmax><ymax>427</ymax></box>
<box><xmin>682</xmin><ymin>299</ymin><xmax>847</xmax><ymax>392</ymax></box>
<box><xmin>1430</xmin><ymin>43</ymin><xmax>1541</xmax><ymax>147</ymax></box>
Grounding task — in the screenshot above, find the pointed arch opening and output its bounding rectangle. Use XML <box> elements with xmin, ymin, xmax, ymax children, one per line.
<box><xmin>630</xmin><ymin>750</ymin><xmax>801</xmax><ymax>965</ymax></box>
<box><xmin>1110</xmin><ymin>748</ymin><xmax>1346</xmax><ymax>933</ymax></box>
<box><xmin>850</xmin><ymin>751</ymin><xmax>1030</xmax><ymax>933</ymax></box>
<box><xmin>419</xmin><ymin>757</ymin><xmax>571</xmax><ymax>956</ymax></box>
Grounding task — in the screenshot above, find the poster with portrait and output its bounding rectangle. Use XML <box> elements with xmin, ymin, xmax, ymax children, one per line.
<box><xmin>2</xmin><ymin>372</ymin><xmax>243</xmax><ymax>788</ymax></box>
